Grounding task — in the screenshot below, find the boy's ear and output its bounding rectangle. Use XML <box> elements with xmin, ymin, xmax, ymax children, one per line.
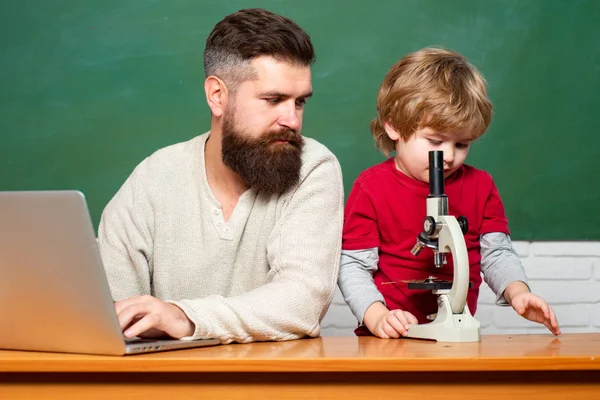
<box><xmin>384</xmin><ymin>122</ymin><xmax>401</xmax><ymax>141</ymax></box>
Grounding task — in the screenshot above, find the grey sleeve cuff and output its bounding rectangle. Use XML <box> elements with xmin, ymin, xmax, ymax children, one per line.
<box><xmin>480</xmin><ymin>232</ymin><xmax>530</xmax><ymax>306</ymax></box>
<box><xmin>337</xmin><ymin>248</ymin><xmax>385</xmax><ymax>324</ymax></box>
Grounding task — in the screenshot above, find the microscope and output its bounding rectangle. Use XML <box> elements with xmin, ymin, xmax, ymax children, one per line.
<box><xmin>406</xmin><ymin>150</ymin><xmax>481</xmax><ymax>342</ymax></box>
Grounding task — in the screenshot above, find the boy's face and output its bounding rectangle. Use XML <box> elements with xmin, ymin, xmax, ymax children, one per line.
<box><xmin>392</xmin><ymin>127</ymin><xmax>472</xmax><ymax>183</ymax></box>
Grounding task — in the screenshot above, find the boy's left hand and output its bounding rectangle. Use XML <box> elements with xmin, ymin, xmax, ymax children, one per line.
<box><xmin>510</xmin><ymin>292</ymin><xmax>561</xmax><ymax>336</ymax></box>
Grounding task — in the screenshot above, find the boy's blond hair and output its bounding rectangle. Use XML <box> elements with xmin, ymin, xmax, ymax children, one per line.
<box><xmin>370</xmin><ymin>48</ymin><xmax>493</xmax><ymax>156</ymax></box>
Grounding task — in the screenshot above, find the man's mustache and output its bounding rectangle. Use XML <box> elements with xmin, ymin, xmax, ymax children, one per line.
<box><xmin>263</xmin><ymin>129</ymin><xmax>303</xmax><ymax>146</ymax></box>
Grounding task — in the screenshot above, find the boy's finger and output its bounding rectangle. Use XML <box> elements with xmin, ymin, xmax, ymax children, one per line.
<box><xmin>549</xmin><ymin>309</ymin><xmax>558</xmax><ymax>327</ymax></box>
<box><xmin>406</xmin><ymin>312</ymin><xmax>419</xmax><ymax>325</ymax></box>
<box><xmin>543</xmin><ymin>303</ymin><xmax>550</xmax><ymax>320</ymax></box>
<box><xmin>375</xmin><ymin>328</ymin><xmax>390</xmax><ymax>339</ymax></box>
<box><xmin>387</xmin><ymin>313</ymin><xmax>409</xmax><ymax>336</ymax></box>
<box><xmin>383</xmin><ymin>320</ymin><xmax>401</xmax><ymax>338</ymax></box>
<box><xmin>392</xmin><ymin>310</ymin><xmax>409</xmax><ymax>326</ymax></box>
<box><xmin>395</xmin><ymin>311</ymin><xmax>414</xmax><ymax>330</ymax></box>
<box><xmin>548</xmin><ymin>308</ymin><xmax>561</xmax><ymax>335</ymax></box>
<box><xmin>545</xmin><ymin>321</ymin><xmax>560</xmax><ymax>336</ymax></box>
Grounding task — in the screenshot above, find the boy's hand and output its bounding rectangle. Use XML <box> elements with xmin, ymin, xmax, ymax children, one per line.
<box><xmin>363</xmin><ymin>302</ymin><xmax>418</xmax><ymax>339</ymax></box>
<box><xmin>510</xmin><ymin>292</ymin><xmax>561</xmax><ymax>335</ymax></box>
<box><xmin>504</xmin><ymin>281</ymin><xmax>561</xmax><ymax>336</ymax></box>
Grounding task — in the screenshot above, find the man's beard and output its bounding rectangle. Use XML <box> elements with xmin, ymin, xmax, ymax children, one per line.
<box><xmin>221</xmin><ymin>111</ymin><xmax>304</xmax><ymax>195</ymax></box>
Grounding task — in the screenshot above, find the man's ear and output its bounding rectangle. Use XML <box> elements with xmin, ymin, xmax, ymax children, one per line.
<box><xmin>204</xmin><ymin>76</ymin><xmax>228</xmax><ymax>117</ymax></box>
<box><xmin>383</xmin><ymin>121</ymin><xmax>401</xmax><ymax>141</ymax></box>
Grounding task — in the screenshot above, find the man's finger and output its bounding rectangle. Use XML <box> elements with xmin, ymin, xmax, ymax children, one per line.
<box><xmin>117</xmin><ymin>303</ymin><xmax>149</xmax><ymax>332</ymax></box>
<box><xmin>114</xmin><ymin>295</ymin><xmax>145</xmax><ymax>314</ymax></box>
<box><xmin>124</xmin><ymin>314</ymin><xmax>157</xmax><ymax>339</ymax></box>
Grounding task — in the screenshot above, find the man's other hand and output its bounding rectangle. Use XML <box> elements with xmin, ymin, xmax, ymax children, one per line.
<box><xmin>114</xmin><ymin>295</ymin><xmax>195</xmax><ymax>339</ymax></box>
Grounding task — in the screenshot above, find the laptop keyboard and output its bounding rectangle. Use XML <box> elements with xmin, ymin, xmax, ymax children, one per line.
<box><xmin>124</xmin><ymin>337</ymin><xmax>160</xmax><ymax>344</ymax></box>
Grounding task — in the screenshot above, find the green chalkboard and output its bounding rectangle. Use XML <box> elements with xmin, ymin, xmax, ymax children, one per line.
<box><xmin>1</xmin><ymin>0</ymin><xmax>599</xmax><ymax>240</ymax></box>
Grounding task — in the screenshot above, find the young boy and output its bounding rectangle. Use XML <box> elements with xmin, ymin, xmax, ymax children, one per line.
<box><xmin>338</xmin><ymin>48</ymin><xmax>561</xmax><ymax>339</ymax></box>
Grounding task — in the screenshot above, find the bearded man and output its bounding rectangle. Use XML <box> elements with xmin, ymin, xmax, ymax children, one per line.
<box><xmin>98</xmin><ymin>8</ymin><xmax>343</xmax><ymax>343</ymax></box>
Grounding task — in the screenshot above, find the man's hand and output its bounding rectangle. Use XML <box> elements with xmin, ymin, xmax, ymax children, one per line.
<box><xmin>363</xmin><ymin>302</ymin><xmax>418</xmax><ymax>339</ymax></box>
<box><xmin>114</xmin><ymin>295</ymin><xmax>195</xmax><ymax>339</ymax></box>
<box><xmin>504</xmin><ymin>281</ymin><xmax>561</xmax><ymax>336</ymax></box>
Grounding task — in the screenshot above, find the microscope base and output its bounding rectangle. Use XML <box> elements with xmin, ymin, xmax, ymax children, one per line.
<box><xmin>406</xmin><ymin>294</ymin><xmax>481</xmax><ymax>342</ymax></box>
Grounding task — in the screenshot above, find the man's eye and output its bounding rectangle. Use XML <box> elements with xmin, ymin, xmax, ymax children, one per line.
<box><xmin>265</xmin><ymin>98</ymin><xmax>281</xmax><ymax>105</ymax></box>
<box><xmin>295</xmin><ymin>99</ymin><xmax>306</xmax><ymax>109</ymax></box>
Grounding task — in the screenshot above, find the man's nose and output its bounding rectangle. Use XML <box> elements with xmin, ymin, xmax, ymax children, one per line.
<box><xmin>278</xmin><ymin>102</ymin><xmax>300</xmax><ymax>130</ymax></box>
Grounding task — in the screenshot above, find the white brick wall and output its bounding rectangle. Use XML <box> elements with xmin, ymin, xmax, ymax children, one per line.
<box><xmin>321</xmin><ymin>241</ymin><xmax>600</xmax><ymax>336</ymax></box>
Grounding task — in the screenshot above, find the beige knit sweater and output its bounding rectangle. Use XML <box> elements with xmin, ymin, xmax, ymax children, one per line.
<box><xmin>98</xmin><ymin>133</ymin><xmax>344</xmax><ymax>343</ymax></box>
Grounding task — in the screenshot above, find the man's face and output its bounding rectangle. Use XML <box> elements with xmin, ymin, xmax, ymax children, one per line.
<box><xmin>221</xmin><ymin>56</ymin><xmax>313</xmax><ymax>194</ymax></box>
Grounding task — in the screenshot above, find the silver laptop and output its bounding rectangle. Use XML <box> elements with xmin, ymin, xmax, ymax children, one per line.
<box><xmin>0</xmin><ymin>191</ymin><xmax>220</xmax><ymax>355</ymax></box>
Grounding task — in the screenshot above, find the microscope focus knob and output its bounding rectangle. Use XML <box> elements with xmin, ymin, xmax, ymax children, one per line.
<box><xmin>423</xmin><ymin>216</ymin><xmax>437</xmax><ymax>236</ymax></box>
<box><xmin>458</xmin><ymin>216</ymin><xmax>468</xmax><ymax>234</ymax></box>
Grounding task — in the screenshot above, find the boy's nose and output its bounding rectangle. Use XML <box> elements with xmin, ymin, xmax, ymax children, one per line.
<box><xmin>443</xmin><ymin>147</ymin><xmax>455</xmax><ymax>165</ymax></box>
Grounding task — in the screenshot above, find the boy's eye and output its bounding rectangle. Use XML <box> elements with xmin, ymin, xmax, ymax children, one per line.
<box><xmin>456</xmin><ymin>143</ymin><xmax>470</xmax><ymax>149</ymax></box>
<box><xmin>428</xmin><ymin>139</ymin><xmax>442</xmax><ymax>146</ymax></box>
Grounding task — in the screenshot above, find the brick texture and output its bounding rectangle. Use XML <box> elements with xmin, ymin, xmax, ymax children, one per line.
<box><xmin>321</xmin><ymin>241</ymin><xmax>600</xmax><ymax>337</ymax></box>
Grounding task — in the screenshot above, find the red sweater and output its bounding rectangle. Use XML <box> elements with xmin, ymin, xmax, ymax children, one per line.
<box><xmin>342</xmin><ymin>159</ymin><xmax>509</xmax><ymax>331</ymax></box>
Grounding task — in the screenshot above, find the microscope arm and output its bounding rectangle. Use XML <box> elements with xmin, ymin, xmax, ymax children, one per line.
<box><xmin>437</xmin><ymin>215</ymin><xmax>469</xmax><ymax>314</ymax></box>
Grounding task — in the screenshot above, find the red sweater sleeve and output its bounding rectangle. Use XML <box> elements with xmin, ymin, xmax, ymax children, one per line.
<box><xmin>480</xmin><ymin>176</ymin><xmax>511</xmax><ymax>235</ymax></box>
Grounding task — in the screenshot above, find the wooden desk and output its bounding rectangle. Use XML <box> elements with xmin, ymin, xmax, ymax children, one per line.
<box><xmin>1</xmin><ymin>334</ymin><xmax>599</xmax><ymax>399</ymax></box>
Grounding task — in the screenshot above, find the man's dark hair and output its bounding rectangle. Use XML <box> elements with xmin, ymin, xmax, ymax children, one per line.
<box><xmin>204</xmin><ymin>8</ymin><xmax>315</xmax><ymax>89</ymax></box>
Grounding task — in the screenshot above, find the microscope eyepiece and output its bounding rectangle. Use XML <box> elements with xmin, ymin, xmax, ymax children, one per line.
<box><xmin>429</xmin><ymin>150</ymin><xmax>445</xmax><ymax>196</ymax></box>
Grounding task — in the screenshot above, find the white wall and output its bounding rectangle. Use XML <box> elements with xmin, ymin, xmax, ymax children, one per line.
<box><xmin>321</xmin><ymin>241</ymin><xmax>600</xmax><ymax>336</ymax></box>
